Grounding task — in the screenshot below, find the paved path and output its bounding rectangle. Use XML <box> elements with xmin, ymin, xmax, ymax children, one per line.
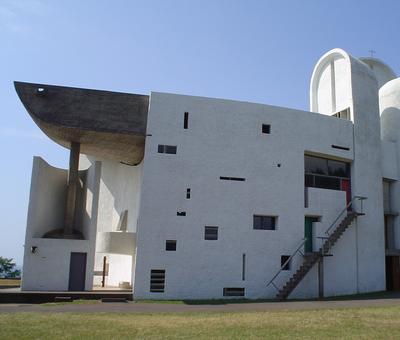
<box><xmin>1</xmin><ymin>297</ymin><xmax>400</xmax><ymax>314</ymax></box>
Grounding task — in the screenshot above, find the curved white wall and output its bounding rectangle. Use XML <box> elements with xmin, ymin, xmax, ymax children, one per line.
<box><xmin>380</xmin><ymin>78</ymin><xmax>400</xmax><ymax>142</ymax></box>
<box><xmin>96</xmin><ymin>231</ymin><xmax>136</xmax><ymax>255</ymax></box>
<box><xmin>360</xmin><ymin>57</ymin><xmax>397</xmax><ymax>89</ymax></box>
<box><xmin>310</xmin><ymin>49</ymin><xmax>352</xmax><ymax>115</ymax></box>
<box><xmin>25</xmin><ymin>157</ymin><xmax>67</xmax><ymax>239</ymax></box>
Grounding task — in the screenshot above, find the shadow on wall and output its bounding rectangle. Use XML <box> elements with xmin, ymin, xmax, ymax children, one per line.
<box><xmin>27</xmin><ymin>157</ymin><xmax>94</xmax><ymax>240</ymax></box>
<box><xmin>85</xmin><ymin>156</ymin><xmax>143</xmax><ymax>234</ymax></box>
<box><xmin>381</xmin><ymin>108</ymin><xmax>400</xmax><ymax>143</ymax></box>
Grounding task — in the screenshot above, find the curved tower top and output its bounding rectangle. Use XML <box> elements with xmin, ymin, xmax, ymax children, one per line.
<box><xmin>309</xmin><ymin>48</ymin><xmax>378</xmax><ymax>121</ymax></box>
<box><xmin>359</xmin><ymin>57</ymin><xmax>396</xmax><ymax>89</ymax></box>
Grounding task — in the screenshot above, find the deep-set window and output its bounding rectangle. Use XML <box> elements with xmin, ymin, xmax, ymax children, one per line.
<box><xmin>262</xmin><ymin>124</ymin><xmax>271</xmax><ymax>134</ymax></box>
<box><xmin>205</xmin><ymin>226</ymin><xmax>218</xmax><ymax>240</ymax></box>
<box><xmin>158</xmin><ymin>145</ymin><xmax>177</xmax><ymax>154</ymax></box>
<box><xmin>331</xmin><ymin>144</ymin><xmax>350</xmax><ymax>151</ymax></box>
<box><xmin>166</xmin><ymin>240</ymin><xmax>177</xmax><ymax>251</ymax></box>
<box><xmin>314</xmin><ymin>176</ymin><xmax>341</xmax><ymax>190</ymax></box>
<box><xmin>150</xmin><ymin>269</ymin><xmax>165</xmax><ymax>293</ymax></box>
<box><xmin>184</xmin><ymin>112</ymin><xmax>189</xmax><ymax>129</ymax></box>
<box><xmin>177</xmin><ymin>211</ymin><xmax>186</xmax><ymax>216</ymax></box>
<box><xmin>253</xmin><ymin>215</ymin><xmax>276</xmax><ymax>230</ymax></box>
<box><xmin>332</xmin><ymin>108</ymin><xmax>350</xmax><ymax>120</ymax></box>
<box><xmin>219</xmin><ymin>176</ymin><xmax>246</xmax><ymax>182</ymax></box>
<box><xmin>186</xmin><ymin>188</ymin><xmax>191</xmax><ymax>199</ymax></box>
<box><xmin>242</xmin><ymin>254</ymin><xmax>246</xmax><ymax>281</ymax></box>
<box><xmin>223</xmin><ymin>287</ymin><xmax>245</xmax><ymax>297</ymax></box>
<box><xmin>305</xmin><ymin>155</ymin><xmax>350</xmax><ymax>191</ymax></box>
<box><xmin>281</xmin><ymin>255</ymin><xmax>291</xmax><ymax>270</ymax></box>
<box><xmin>305</xmin><ymin>155</ymin><xmax>349</xmax><ymax>178</ymax></box>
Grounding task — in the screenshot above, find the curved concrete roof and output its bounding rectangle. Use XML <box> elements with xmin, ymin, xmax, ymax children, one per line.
<box><xmin>14</xmin><ymin>81</ymin><xmax>149</xmax><ymax>165</ymax></box>
<box><xmin>359</xmin><ymin>57</ymin><xmax>397</xmax><ymax>89</ymax></box>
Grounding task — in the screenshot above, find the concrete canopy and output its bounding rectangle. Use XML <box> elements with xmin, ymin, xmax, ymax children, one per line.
<box><xmin>14</xmin><ymin>81</ymin><xmax>149</xmax><ymax>165</ymax></box>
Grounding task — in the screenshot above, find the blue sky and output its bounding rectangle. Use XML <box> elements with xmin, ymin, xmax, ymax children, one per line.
<box><xmin>1</xmin><ymin>0</ymin><xmax>400</xmax><ymax>265</ymax></box>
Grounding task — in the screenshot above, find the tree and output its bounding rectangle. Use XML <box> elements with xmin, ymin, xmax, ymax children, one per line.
<box><xmin>0</xmin><ymin>257</ymin><xmax>21</xmax><ymax>278</ymax></box>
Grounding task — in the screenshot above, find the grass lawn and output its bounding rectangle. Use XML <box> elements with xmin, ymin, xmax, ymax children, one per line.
<box><xmin>0</xmin><ymin>279</ymin><xmax>20</xmax><ymax>287</ymax></box>
<box><xmin>40</xmin><ymin>299</ymin><xmax>101</xmax><ymax>307</ymax></box>
<box><xmin>1</xmin><ymin>306</ymin><xmax>400</xmax><ymax>339</ymax></box>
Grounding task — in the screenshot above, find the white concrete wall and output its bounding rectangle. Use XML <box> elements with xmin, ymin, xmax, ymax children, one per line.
<box><xmin>91</xmin><ymin>158</ymin><xmax>142</xmax><ymax>288</ymax></box>
<box><xmin>349</xmin><ymin>53</ymin><xmax>386</xmax><ymax>294</ymax></box>
<box><xmin>380</xmin><ymin>78</ymin><xmax>400</xmax><ymax>252</ymax></box>
<box><xmin>22</xmin><ymin>238</ymin><xmax>91</xmax><ymax>291</ymax></box>
<box><xmin>294</xmin><ymin>188</ymin><xmax>358</xmax><ymax>298</ymax></box>
<box><xmin>106</xmin><ymin>254</ymin><xmax>133</xmax><ymax>287</ymax></box>
<box><xmin>134</xmin><ymin>91</ymin><xmax>359</xmax><ymax>300</ymax></box>
<box><xmin>22</xmin><ymin>49</ymin><xmax>389</xmax><ymax>298</ymax></box>
<box><xmin>96</xmin><ymin>160</ymin><xmax>143</xmax><ymax>233</ymax></box>
<box><xmin>25</xmin><ymin>157</ymin><xmax>67</xmax><ymax>239</ymax></box>
<box><xmin>311</xmin><ymin>50</ymin><xmax>352</xmax><ymax>116</ymax></box>
<box><xmin>311</xmin><ymin>49</ymin><xmax>386</xmax><ymax>296</ymax></box>
<box><xmin>22</xmin><ymin>155</ymin><xmax>101</xmax><ymax>291</ymax></box>
<box><xmin>360</xmin><ymin>57</ymin><xmax>397</xmax><ymax>89</ymax></box>
<box><xmin>96</xmin><ymin>232</ymin><xmax>136</xmax><ymax>255</ymax></box>
<box><xmin>382</xmin><ymin>141</ymin><xmax>398</xmax><ymax>181</ymax></box>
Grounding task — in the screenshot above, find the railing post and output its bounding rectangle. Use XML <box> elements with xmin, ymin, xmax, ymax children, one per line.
<box><xmin>318</xmin><ymin>257</ymin><xmax>324</xmax><ymax>299</ymax></box>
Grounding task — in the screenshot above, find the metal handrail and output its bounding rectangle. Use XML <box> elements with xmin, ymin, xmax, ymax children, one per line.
<box><xmin>266</xmin><ymin>238</ymin><xmax>307</xmax><ymax>291</ymax></box>
<box><xmin>266</xmin><ymin>195</ymin><xmax>367</xmax><ymax>292</ymax></box>
<box><xmin>325</xmin><ymin>195</ymin><xmax>367</xmax><ymax>236</ymax></box>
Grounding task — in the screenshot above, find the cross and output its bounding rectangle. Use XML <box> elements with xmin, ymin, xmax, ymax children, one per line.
<box><xmin>368</xmin><ymin>49</ymin><xmax>376</xmax><ymax>58</ymax></box>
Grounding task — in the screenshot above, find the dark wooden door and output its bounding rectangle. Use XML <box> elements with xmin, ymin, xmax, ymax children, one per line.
<box><xmin>392</xmin><ymin>256</ymin><xmax>400</xmax><ymax>291</ymax></box>
<box><xmin>386</xmin><ymin>256</ymin><xmax>400</xmax><ymax>291</ymax></box>
<box><xmin>304</xmin><ymin>217</ymin><xmax>314</xmax><ymax>253</ymax></box>
<box><xmin>68</xmin><ymin>252</ymin><xmax>87</xmax><ymax>291</ymax></box>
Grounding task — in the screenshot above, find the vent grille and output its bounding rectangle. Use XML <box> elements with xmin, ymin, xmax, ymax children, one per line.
<box><xmin>150</xmin><ymin>269</ymin><xmax>165</xmax><ymax>293</ymax></box>
<box><xmin>158</xmin><ymin>145</ymin><xmax>177</xmax><ymax>154</ymax></box>
<box><xmin>223</xmin><ymin>287</ymin><xmax>245</xmax><ymax>297</ymax></box>
<box><xmin>205</xmin><ymin>226</ymin><xmax>218</xmax><ymax>240</ymax></box>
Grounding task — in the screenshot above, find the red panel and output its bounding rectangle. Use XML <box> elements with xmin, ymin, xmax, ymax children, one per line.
<box><xmin>341</xmin><ymin>179</ymin><xmax>351</xmax><ymax>206</ymax></box>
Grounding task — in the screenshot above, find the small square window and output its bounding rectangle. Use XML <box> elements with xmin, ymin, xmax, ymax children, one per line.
<box><xmin>262</xmin><ymin>124</ymin><xmax>271</xmax><ymax>134</ymax></box>
<box><xmin>253</xmin><ymin>215</ymin><xmax>276</xmax><ymax>230</ymax></box>
<box><xmin>205</xmin><ymin>226</ymin><xmax>218</xmax><ymax>240</ymax></box>
<box><xmin>166</xmin><ymin>240</ymin><xmax>177</xmax><ymax>251</ymax></box>
<box><xmin>281</xmin><ymin>255</ymin><xmax>290</xmax><ymax>270</ymax></box>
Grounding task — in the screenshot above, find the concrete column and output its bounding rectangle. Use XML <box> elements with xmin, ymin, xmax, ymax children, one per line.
<box><xmin>64</xmin><ymin>142</ymin><xmax>80</xmax><ymax>235</ymax></box>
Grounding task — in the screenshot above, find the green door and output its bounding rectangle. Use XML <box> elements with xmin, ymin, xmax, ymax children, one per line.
<box><xmin>304</xmin><ymin>217</ymin><xmax>317</xmax><ymax>253</ymax></box>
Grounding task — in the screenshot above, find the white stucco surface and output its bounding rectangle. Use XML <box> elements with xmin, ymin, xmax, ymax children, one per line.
<box><xmin>133</xmin><ymin>88</ymin><xmax>364</xmax><ymax>300</ymax></box>
<box><xmin>22</xmin><ymin>155</ymin><xmax>101</xmax><ymax>291</ymax></box>
<box><xmin>21</xmin><ymin>48</ymin><xmax>395</xmax><ymax>300</ymax></box>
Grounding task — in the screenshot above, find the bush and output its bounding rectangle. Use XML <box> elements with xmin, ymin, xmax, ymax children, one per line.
<box><xmin>0</xmin><ymin>257</ymin><xmax>21</xmax><ymax>278</ymax></box>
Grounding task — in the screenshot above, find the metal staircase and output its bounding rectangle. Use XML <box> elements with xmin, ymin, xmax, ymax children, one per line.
<box><xmin>267</xmin><ymin>196</ymin><xmax>366</xmax><ymax>300</ymax></box>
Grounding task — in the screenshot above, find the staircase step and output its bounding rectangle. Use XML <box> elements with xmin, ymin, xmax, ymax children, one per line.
<box><xmin>272</xmin><ymin>209</ymin><xmax>360</xmax><ymax>300</ymax></box>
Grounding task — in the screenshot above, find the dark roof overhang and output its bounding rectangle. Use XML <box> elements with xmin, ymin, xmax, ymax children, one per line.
<box><xmin>14</xmin><ymin>81</ymin><xmax>149</xmax><ymax>165</ymax></box>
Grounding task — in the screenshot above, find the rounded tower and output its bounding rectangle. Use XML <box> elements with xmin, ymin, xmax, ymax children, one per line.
<box><xmin>380</xmin><ymin>78</ymin><xmax>400</xmax><ymax>142</ymax></box>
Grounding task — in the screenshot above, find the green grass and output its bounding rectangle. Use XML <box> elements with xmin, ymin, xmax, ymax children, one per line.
<box><xmin>137</xmin><ymin>298</ymin><xmax>274</xmax><ymax>305</ymax></box>
<box><xmin>2</xmin><ymin>306</ymin><xmax>400</xmax><ymax>339</ymax></box>
<box><xmin>40</xmin><ymin>299</ymin><xmax>101</xmax><ymax>306</ymax></box>
<box><xmin>136</xmin><ymin>290</ymin><xmax>397</xmax><ymax>305</ymax></box>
